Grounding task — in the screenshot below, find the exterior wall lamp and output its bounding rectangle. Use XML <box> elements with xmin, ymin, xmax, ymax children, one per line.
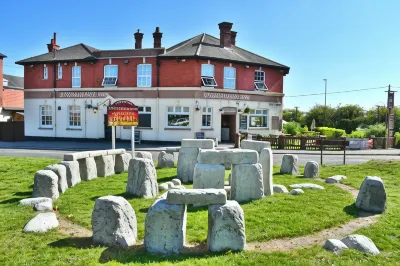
<box><xmin>195</xmin><ymin>100</ymin><xmax>200</xmax><ymax>111</ymax></box>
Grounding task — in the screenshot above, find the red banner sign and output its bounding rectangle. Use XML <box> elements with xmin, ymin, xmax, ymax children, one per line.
<box><xmin>107</xmin><ymin>100</ymin><xmax>138</xmax><ymax>126</ymax></box>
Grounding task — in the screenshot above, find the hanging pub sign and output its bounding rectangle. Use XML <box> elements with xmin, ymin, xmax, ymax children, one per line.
<box><xmin>107</xmin><ymin>100</ymin><xmax>139</xmax><ymax>126</ymax></box>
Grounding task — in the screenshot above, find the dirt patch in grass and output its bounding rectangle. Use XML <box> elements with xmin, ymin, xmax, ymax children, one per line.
<box><xmin>57</xmin><ymin>214</ymin><xmax>92</xmax><ymax>238</ymax></box>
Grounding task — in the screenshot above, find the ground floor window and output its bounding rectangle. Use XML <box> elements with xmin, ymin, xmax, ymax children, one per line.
<box><xmin>202</xmin><ymin>107</ymin><xmax>212</xmax><ymax>128</ymax></box>
<box><xmin>167</xmin><ymin>106</ymin><xmax>190</xmax><ymax>128</ymax></box>
<box><xmin>239</xmin><ymin>114</ymin><xmax>248</xmax><ymax>130</ymax></box>
<box><xmin>68</xmin><ymin>105</ymin><xmax>81</xmax><ymax>128</ymax></box>
<box><xmin>240</xmin><ymin>109</ymin><xmax>269</xmax><ymax>129</ymax></box>
<box><xmin>40</xmin><ymin>105</ymin><xmax>52</xmax><ymax>128</ymax></box>
<box><xmin>138</xmin><ymin>106</ymin><xmax>151</xmax><ymax>128</ymax></box>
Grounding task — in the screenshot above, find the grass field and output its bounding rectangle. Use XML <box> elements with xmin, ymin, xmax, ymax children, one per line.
<box><xmin>0</xmin><ymin>157</ymin><xmax>399</xmax><ymax>265</ymax></box>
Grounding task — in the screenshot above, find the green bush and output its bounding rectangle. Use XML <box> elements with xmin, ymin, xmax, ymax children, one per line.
<box><xmin>315</xmin><ymin>127</ymin><xmax>346</xmax><ymax>139</ymax></box>
<box><xmin>365</xmin><ymin>123</ymin><xmax>386</xmax><ymax>138</ymax></box>
<box><xmin>395</xmin><ymin>132</ymin><xmax>400</xmax><ymax>148</ymax></box>
<box><xmin>347</xmin><ymin>130</ymin><xmax>366</xmax><ymax>138</ymax></box>
<box><xmin>283</xmin><ymin>122</ymin><xmax>302</xmax><ymax>136</ymax></box>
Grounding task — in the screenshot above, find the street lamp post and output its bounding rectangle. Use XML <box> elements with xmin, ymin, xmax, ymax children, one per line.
<box><xmin>323</xmin><ymin>79</ymin><xmax>327</xmax><ymax>126</ymax></box>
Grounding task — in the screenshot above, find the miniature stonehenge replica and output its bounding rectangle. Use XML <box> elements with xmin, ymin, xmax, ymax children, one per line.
<box><xmin>32</xmin><ymin>149</ymin><xmax>131</xmax><ymax>199</ymax></box>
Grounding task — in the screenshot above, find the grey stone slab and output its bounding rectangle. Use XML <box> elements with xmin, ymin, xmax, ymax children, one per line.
<box><xmin>241</xmin><ymin>140</ymin><xmax>271</xmax><ymax>154</ymax></box>
<box><xmin>20</xmin><ymin>197</ymin><xmax>52</xmax><ymax>207</ymax></box>
<box><xmin>45</xmin><ymin>164</ymin><xmax>68</xmax><ymax>193</ymax></box>
<box><xmin>107</xmin><ymin>149</ymin><xmax>126</xmax><ymax>155</ymax></box>
<box><xmin>23</xmin><ymin>212</ymin><xmax>58</xmax><ymax>233</ymax></box>
<box><xmin>341</xmin><ymin>235</ymin><xmax>380</xmax><ymax>255</ymax></box>
<box><xmin>290</xmin><ymin>188</ymin><xmax>304</xmax><ymax>195</ymax></box>
<box><xmin>171</xmin><ymin>179</ymin><xmax>181</xmax><ymax>186</ymax></box>
<box><xmin>326</xmin><ymin>175</ymin><xmax>347</xmax><ymax>183</ymax></box>
<box><xmin>177</xmin><ymin>147</ymin><xmax>199</xmax><ymax>183</ymax></box>
<box><xmin>226</xmin><ymin>149</ymin><xmax>259</xmax><ymax>165</ymax></box>
<box><xmin>78</xmin><ymin>157</ymin><xmax>98</xmax><ymax>181</ymax></box>
<box><xmin>303</xmin><ymin>161</ymin><xmax>320</xmax><ymax>178</ymax></box>
<box><xmin>289</xmin><ymin>183</ymin><xmax>325</xmax><ymax>190</ymax></box>
<box><xmin>158</xmin><ymin>151</ymin><xmax>175</xmax><ymax>168</ymax></box>
<box><xmin>63</xmin><ymin>151</ymin><xmax>90</xmax><ymax>161</ymax></box>
<box><xmin>355</xmin><ymin>176</ymin><xmax>386</xmax><ymax>213</ymax></box>
<box><xmin>144</xmin><ymin>199</ymin><xmax>186</xmax><ymax>254</ymax></box>
<box><xmin>135</xmin><ymin>151</ymin><xmax>153</xmax><ymax>161</ymax></box>
<box><xmin>92</xmin><ymin>196</ymin><xmax>137</xmax><ymax>248</ymax></box>
<box><xmin>208</xmin><ymin>201</ymin><xmax>246</xmax><ymax>252</ymax></box>
<box><xmin>33</xmin><ymin>200</ymin><xmax>53</xmax><ymax>212</ymax></box>
<box><xmin>181</xmin><ymin>139</ymin><xmax>214</xmax><ymax>149</ymax></box>
<box><xmin>89</xmin><ymin>150</ymin><xmax>108</xmax><ymax>157</ymax></box>
<box><xmin>59</xmin><ymin>161</ymin><xmax>81</xmax><ymax>187</ymax></box>
<box><xmin>115</xmin><ymin>153</ymin><xmax>132</xmax><ymax>174</ymax></box>
<box><xmin>231</xmin><ymin>163</ymin><xmax>264</xmax><ymax>202</ymax></box>
<box><xmin>126</xmin><ymin>158</ymin><xmax>158</xmax><ymax>198</ymax></box>
<box><xmin>95</xmin><ymin>155</ymin><xmax>115</xmax><ymax>177</ymax></box>
<box><xmin>273</xmin><ymin>184</ymin><xmax>289</xmax><ymax>194</ymax></box>
<box><xmin>166</xmin><ymin>189</ymin><xmax>227</xmax><ymax>205</ymax></box>
<box><xmin>197</xmin><ymin>150</ymin><xmax>225</xmax><ymax>165</ymax></box>
<box><xmin>280</xmin><ymin>154</ymin><xmax>299</xmax><ymax>175</ymax></box>
<box><xmin>260</xmin><ymin>148</ymin><xmax>273</xmax><ymax>196</ymax></box>
<box><xmin>193</xmin><ymin>164</ymin><xmax>225</xmax><ymax>189</ymax></box>
<box><xmin>32</xmin><ymin>170</ymin><xmax>59</xmax><ymax>200</ymax></box>
<box><xmin>323</xmin><ymin>239</ymin><xmax>348</xmax><ymax>254</ymax></box>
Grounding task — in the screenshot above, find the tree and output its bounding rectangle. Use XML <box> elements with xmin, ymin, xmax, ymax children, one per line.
<box><xmin>332</xmin><ymin>105</ymin><xmax>365</xmax><ymax>133</ymax></box>
<box><xmin>304</xmin><ymin>105</ymin><xmax>335</xmax><ymax>129</ymax></box>
<box><xmin>282</xmin><ymin>108</ymin><xmax>305</xmax><ymax>125</ymax></box>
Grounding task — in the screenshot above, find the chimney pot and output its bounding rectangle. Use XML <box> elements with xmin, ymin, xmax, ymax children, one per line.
<box><xmin>231</xmin><ymin>31</ymin><xmax>237</xmax><ymax>46</ymax></box>
<box><xmin>47</xmin><ymin>32</ymin><xmax>60</xmax><ymax>52</ymax></box>
<box><xmin>218</xmin><ymin>22</ymin><xmax>233</xmax><ymax>48</ymax></box>
<box><xmin>153</xmin><ymin>27</ymin><xmax>163</xmax><ymax>48</ymax></box>
<box><xmin>134</xmin><ymin>29</ymin><xmax>144</xmax><ymax>49</ymax></box>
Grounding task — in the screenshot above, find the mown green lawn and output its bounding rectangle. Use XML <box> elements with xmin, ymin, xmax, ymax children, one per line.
<box><xmin>0</xmin><ymin>157</ymin><xmax>399</xmax><ymax>265</ymax></box>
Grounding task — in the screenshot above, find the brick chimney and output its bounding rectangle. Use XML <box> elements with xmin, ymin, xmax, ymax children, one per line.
<box><xmin>134</xmin><ymin>29</ymin><xmax>144</xmax><ymax>49</ymax></box>
<box><xmin>0</xmin><ymin>53</ymin><xmax>6</xmax><ymax>107</ymax></box>
<box><xmin>153</xmin><ymin>27</ymin><xmax>163</xmax><ymax>48</ymax></box>
<box><xmin>218</xmin><ymin>22</ymin><xmax>233</xmax><ymax>48</ymax></box>
<box><xmin>231</xmin><ymin>31</ymin><xmax>237</xmax><ymax>46</ymax></box>
<box><xmin>47</xmin><ymin>32</ymin><xmax>60</xmax><ymax>52</ymax></box>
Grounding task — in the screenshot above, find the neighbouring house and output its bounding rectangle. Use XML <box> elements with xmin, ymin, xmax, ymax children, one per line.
<box><xmin>0</xmin><ymin>53</ymin><xmax>24</xmax><ymax>121</ymax></box>
<box><xmin>16</xmin><ymin>22</ymin><xmax>289</xmax><ymax>142</ymax></box>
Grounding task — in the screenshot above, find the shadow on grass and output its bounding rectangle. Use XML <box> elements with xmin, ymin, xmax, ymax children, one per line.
<box><xmin>343</xmin><ymin>203</ymin><xmax>359</xmax><ymax>217</ymax></box>
<box><xmin>14</xmin><ymin>191</ymin><xmax>32</xmax><ymax>196</ymax></box>
<box><xmin>49</xmin><ymin>237</ymin><xmax>93</xmax><ymax>249</ymax></box>
<box><xmin>90</xmin><ymin>193</ymin><xmax>144</xmax><ymax>201</ymax></box>
<box><xmin>0</xmin><ymin>197</ymin><xmax>23</xmax><ymax>204</ymax></box>
<box><xmin>98</xmin><ymin>244</ymin><xmax>226</xmax><ymax>264</ymax></box>
<box><xmin>157</xmin><ymin>175</ymin><xmax>178</xmax><ymax>183</ymax></box>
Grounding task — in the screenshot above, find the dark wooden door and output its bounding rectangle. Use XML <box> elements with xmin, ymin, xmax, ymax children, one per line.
<box><xmin>104</xmin><ymin>114</ymin><xmax>112</xmax><ymax>140</ymax></box>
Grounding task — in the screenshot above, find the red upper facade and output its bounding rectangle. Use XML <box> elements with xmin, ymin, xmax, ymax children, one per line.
<box><xmin>1</xmin><ymin>54</ymin><xmax>24</xmax><ymax>109</ymax></box>
<box><xmin>17</xmin><ymin>22</ymin><xmax>289</xmax><ymax>93</ymax></box>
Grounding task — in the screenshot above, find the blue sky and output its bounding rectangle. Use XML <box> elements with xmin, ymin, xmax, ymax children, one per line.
<box><xmin>1</xmin><ymin>0</ymin><xmax>399</xmax><ymax>112</ymax></box>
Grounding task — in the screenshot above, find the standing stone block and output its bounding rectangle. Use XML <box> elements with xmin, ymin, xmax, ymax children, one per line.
<box><xmin>355</xmin><ymin>176</ymin><xmax>386</xmax><ymax>213</ymax></box>
<box><xmin>197</xmin><ymin>150</ymin><xmax>225</xmax><ymax>165</ymax></box>
<box><xmin>115</xmin><ymin>153</ymin><xmax>132</xmax><ymax>174</ymax></box>
<box><xmin>95</xmin><ymin>155</ymin><xmax>115</xmax><ymax>177</ymax></box>
<box><xmin>241</xmin><ymin>140</ymin><xmax>271</xmax><ymax>154</ymax></box>
<box><xmin>92</xmin><ymin>196</ymin><xmax>137</xmax><ymax>248</ymax></box>
<box><xmin>32</xmin><ymin>170</ymin><xmax>59</xmax><ymax>200</ymax></box>
<box><xmin>208</xmin><ymin>200</ymin><xmax>246</xmax><ymax>252</ymax></box>
<box><xmin>45</xmin><ymin>164</ymin><xmax>68</xmax><ymax>193</ymax></box>
<box><xmin>226</xmin><ymin>149</ymin><xmax>259</xmax><ymax>165</ymax></box>
<box><xmin>231</xmin><ymin>163</ymin><xmax>264</xmax><ymax>202</ymax></box>
<box><xmin>177</xmin><ymin>147</ymin><xmax>199</xmax><ymax>183</ymax></box>
<box><xmin>59</xmin><ymin>161</ymin><xmax>81</xmax><ymax>187</ymax></box>
<box><xmin>193</xmin><ymin>164</ymin><xmax>225</xmax><ymax>189</ymax></box>
<box><xmin>260</xmin><ymin>148</ymin><xmax>273</xmax><ymax>196</ymax></box>
<box><xmin>135</xmin><ymin>151</ymin><xmax>153</xmax><ymax>161</ymax></box>
<box><xmin>144</xmin><ymin>199</ymin><xmax>186</xmax><ymax>254</ymax></box>
<box><xmin>181</xmin><ymin>139</ymin><xmax>214</xmax><ymax>149</ymax></box>
<box><xmin>78</xmin><ymin>157</ymin><xmax>98</xmax><ymax>181</ymax></box>
<box><xmin>304</xmin><ymin>161</ymin><xmax>319</xmax><ymax>178</ymax></box>
<box><xmin>157</xmin><ymin>151</ymin><xmax>174</xmax><ymax>168</ymax></box>
<box><xmin>126</xmin><ymin>158</ymin><xmax>158</xmax><ymax>198</ymax></box>
<box><xmin>280</xmin><ymin>154</ymin><xmax>299</xmax><ymax>175</ymax></box>
<box><xmin>166</xmin><ymin>189</ymin><xmax>227</xmax><ymax>205</ymax></box>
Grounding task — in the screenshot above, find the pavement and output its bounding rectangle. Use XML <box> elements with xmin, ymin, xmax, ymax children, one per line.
<box><xmin>0</xmin><ymin>140</ymin><xmax>399</xmax><ymax>165</ymax></box>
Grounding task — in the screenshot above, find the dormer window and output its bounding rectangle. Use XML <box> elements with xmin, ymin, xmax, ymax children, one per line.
<box><xmin>102</xmin><ymin>65</ymin><xmax>118</xmax><ymax>86</ymax></box>
<box><xmin>254</xmin><ymin>70</ymin><xmax>268</xmax><ymax>91</ymax></box>
<box><xmin>201</xmin><ymin>64</ymin><xmax>217</xmax><ymax>87</ymax></box>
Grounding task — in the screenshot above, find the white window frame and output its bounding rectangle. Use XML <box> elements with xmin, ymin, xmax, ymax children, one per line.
<box><xmin>254</xmin><ymin>70</ymin><xmax>268</xmax><ymax>91</ymax></box>
<box><xmin>239</xmin><ymin>114</ymin><xmax>248</xmax><ymax>130</ymax></box>
<box><xmin>57</xmin><ymin>65</ymin><xmax>62</xmax><ymax>79</ymax></box>
<box><xmin>39</xmin><ymin>105</ymin><xmax>53</xmax><ymax>128</ymax></box>
<box><xmin>102</xmin><ymin>65</ymin><xmax>118</xmax><ymax>86</ymax></box>
<box><xmin>248</xmin><ymin>109</ymin><xmax>268</xmax><ymax>128</ymax></box>
<box><xmin>68</xmin><ymin>105</ymin><xmax>82</xmax><ymax>128</ymax></box>
<box><xmin>201</xmin><ymin>64</ymin><xmax>217</xmax><ymax>87</ymax></box>
<box><xmin>137</xmin><ymin>64</ymin><xmax>152</xmax><ymax>87</ymax></box>
<box><xmin>201</xmin><ymin>107</ymin><xmax>212</xmax><ymax>128</ymax></box>
<box><xmin>43</xmin><ymin>65</ymin><xmax>48</xmax><ymax>80</ymax></box>
<box><xmin>72</xmin><ymin>66</ymin><xmax>81</xmax><ymax>88</ymax></box>
<box><xmin>166</xmin><ymin>106</ymin><xmax>190</xmax><ymax>128</ymax></box>
<box><xmin>223</xmin><ymin>66</ymin><xmax>236</xmax><ymax>89</ymax></box>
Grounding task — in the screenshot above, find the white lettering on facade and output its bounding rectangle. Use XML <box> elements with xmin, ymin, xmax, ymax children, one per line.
<box><xmin>58</xmin><ymin>92</ymin><xmax>109</xmax><ymax>98</ymax></box>
<box><xmin>203</xmin><ymin>92</ymin><xmax>250</xmax><ymax>101</ymax></box>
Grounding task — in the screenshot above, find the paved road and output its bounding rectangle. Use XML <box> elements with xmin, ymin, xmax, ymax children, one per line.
<box><xmin>0</xmin><ymin>148</ymin><xmax>399</xmax><ymax>165</ymax></box>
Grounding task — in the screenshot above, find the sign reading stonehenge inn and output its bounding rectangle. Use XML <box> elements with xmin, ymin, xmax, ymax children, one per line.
<box><xmin>107</xmin><ymin>100</ymin><xmax>139</xmax><ymax>126</ymax></box>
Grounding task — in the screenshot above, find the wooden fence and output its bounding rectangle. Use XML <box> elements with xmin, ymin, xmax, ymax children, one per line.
<box><xmin>0</xmin><ymin>122</ymin><xmax>24</xmax><ymax>141</ymax></box>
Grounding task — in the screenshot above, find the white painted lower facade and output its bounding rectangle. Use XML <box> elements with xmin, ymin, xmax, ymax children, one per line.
<box><xmin>24</xmin><ymin>87</ymin><xmax>283</xmax><ymax>142</ymax></box>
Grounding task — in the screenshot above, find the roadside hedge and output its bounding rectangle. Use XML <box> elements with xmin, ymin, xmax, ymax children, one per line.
<box><xmin>315</xmin><ymin>127</ymin><xmax>346</xmax><ymax>139</ymax></box>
